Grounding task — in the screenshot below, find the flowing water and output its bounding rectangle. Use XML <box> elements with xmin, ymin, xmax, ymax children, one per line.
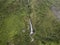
<box><xmin>29</xmin><ymin>19</ymin><xmax>34</xmax><ymax>42</ymax></box>
<box><xmin>29</xmin><ymin>19</ymin><xmax>34</xmax><ymax>35</ymax></box>
<box><xmin>28</xmin><ymin>0</ymin><xmax>34</xmax><ymax>42</ymax></box>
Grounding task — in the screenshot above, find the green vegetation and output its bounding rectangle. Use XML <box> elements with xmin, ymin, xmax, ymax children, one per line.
<box><xmin>0</xmin><ymin>0</ymin><xmax>60</xmax><ymax>45</ymax></box>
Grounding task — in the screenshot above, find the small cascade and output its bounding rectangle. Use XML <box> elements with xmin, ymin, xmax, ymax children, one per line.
<box><xmin>28</xmin><ymin>0</ymin><xmax>34</xmax><ymax>42</ymax></box>
<box><xmin>29</xmin><ymin>19</ymin><xmax>34</xmax><ymax>42</ymax></box>
<box><xmin>29</xmin><ymin>19</ymin><xmax>34</xmax><ymax>35</ymax></box>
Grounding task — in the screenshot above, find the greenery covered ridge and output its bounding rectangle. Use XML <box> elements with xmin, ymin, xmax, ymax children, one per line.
<box><xmin>0</xmin><ymin>0</ymin><xmax>60</xmax><ymax>45</ymax></box>
<box><xmin>32</xmin><ymin>0</ymin><xmax>60</xmax><ymax>42</ymax></box>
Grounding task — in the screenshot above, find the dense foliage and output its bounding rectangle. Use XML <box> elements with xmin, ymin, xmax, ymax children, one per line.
<box><xmin>0</xmin><ymin>0</ymin><xmax>60</xmax><ymax>45</ymax></box>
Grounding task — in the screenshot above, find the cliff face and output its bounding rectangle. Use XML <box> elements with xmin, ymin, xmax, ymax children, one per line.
<box><xmin>0</xmin><ymin>0</ymin><xmax>60</xmax><ymax>45</ymax></box>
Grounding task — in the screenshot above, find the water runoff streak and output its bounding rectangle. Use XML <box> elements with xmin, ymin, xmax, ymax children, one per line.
<box><xmin>28</xmin><ymin>0</ymin><xmax>34</xmax><ymax>42</ymax></box>
<box><xmin>29</xmin><ymin>19</ymin><xmax>34</xmax><ymax>42</ymax></box>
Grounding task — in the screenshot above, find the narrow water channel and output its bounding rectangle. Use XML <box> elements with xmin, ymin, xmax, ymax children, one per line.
<box><xmin>29</xmin><ymin>19</ymin><xmax>34</xmax><ymax>35</ymax></box>
<box><xmin>29</xmin><ymin>19</ymin><xmax>34</xmax><ymax>42</ymax></box>
<box><xmin>28</xmin><ymin>0</ymin><xmax>34</xmax><ymax>42</ymax></box>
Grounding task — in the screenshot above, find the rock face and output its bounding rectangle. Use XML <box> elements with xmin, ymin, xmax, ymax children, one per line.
<box><xmin>51</xmin><ymin>6</ymin><xmax>60</xmax><ymax>20</ymax></box>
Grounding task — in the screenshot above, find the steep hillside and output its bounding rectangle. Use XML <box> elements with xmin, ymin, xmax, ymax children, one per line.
<box><xmin>0</xmin><ymin>0</ymin><xmax>60</xmax><ymax>45</ymax></box>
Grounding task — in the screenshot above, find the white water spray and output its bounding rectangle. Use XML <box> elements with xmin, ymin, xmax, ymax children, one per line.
<box><xmin>28</xmin><ymin>0</ymin><xmax>34</xmax><ymax>42</ymax></box>
<box><xmin>29</xmin><ymin>19</ymin><xmax>34</xmax><ymax>35</ymax></box>
<box><xmin>29</xmin><ymin>19</ymin><xmax>34</xmax><ymax>42</ymax></box>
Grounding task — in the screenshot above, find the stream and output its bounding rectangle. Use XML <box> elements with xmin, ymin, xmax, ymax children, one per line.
<box><xmin>28</xmin><ymin>0</ymin><xmax>34</xmax><ymax>42</ymax></box>
<box><xmin>29</xmin><ymin>19</ymin><xmax>34</xmax><ymax>42</ymax></box>
<box><xmin>29</xmin><ymin>19</ymin><xmax>34</xmax><ymax>35</ymax></box>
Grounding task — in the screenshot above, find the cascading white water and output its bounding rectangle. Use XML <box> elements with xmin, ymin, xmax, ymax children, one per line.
<box><xmin>28</xmin><ymin>0</ymin><xmax>34</xmax><ymax>42</ymax></box>
<box><xmin>29</xmin><ymin>19</ymin><xmax>34</xmax><ymax>42</ymax></box>
<box><xmin>29</xmin><ymin>19</ymin><xmax>34</xmax><ymax>35</ymax></box>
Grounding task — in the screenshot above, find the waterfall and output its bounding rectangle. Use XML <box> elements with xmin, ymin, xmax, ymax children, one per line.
<box><xmin>28</xmin><ymin>0</ymin><xmax>34</xmax><ymax>42</ymax></box>
<box><xmin>29</xmin><ymin>19</ymin><xmax>34</xmax><ymax>35</ymax></box>
<box><xmin>29</xmin><ymin>19</ymin><xmax>34</xmax><ymax>42</ymax></box>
